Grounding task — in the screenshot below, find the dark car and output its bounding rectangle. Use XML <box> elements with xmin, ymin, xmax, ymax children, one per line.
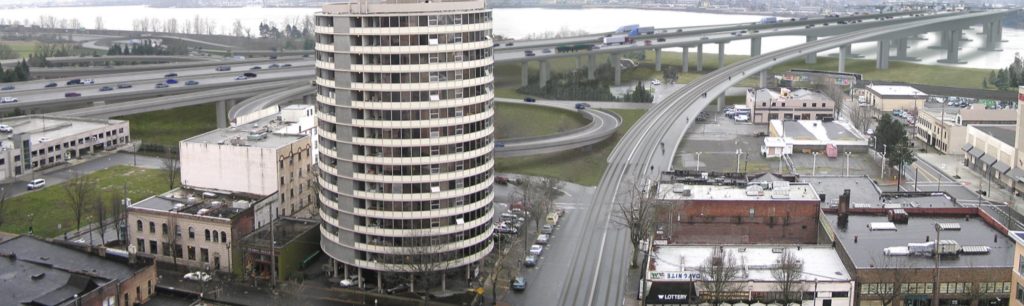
<box><xmin>64</xmin><ymin>92</ymin><xmax>81</xmax><ymax>98</ymax></box>
<box><xmin>524</xmin><ymin>255</ymin><xmax>538</xmax><ymax>267</ymax></box>
<box><xmin>269</xmin><ymin>55</ymin><xmax>278</xmax><ymax>60</ymax></box>
<box><xmin>511</xmin><ymin>277</ymin><xmax>527</xmax><ymax>291</ymax></box>
<box><xmin>164</xmin><ymin>72</ymin><xmax>178</xmax><ymax>78</ymax></box>
<box><xmin>66</xmin><ymin>79</ymin><xmax>82</xmax><ymax>85</ymax></box>
<box><xmin>281</xmin><ymin>64</ymin><xmax>292</xmax><ymax>68</ymax></box>
<box><xmin>385</xmin><ymin>283</ymin><xmax>409</xmax><ymax>294</ymax></box>
<box><xmin>155</xmin><ymin>83</ymin><xmax>169</xmax><ymax>88</ymax></box>
<box><xmin>243</xmin><ymin>72</ymin><xmax>257</xmax><ymax>78</ymax></box>
<box><xmin>165</xmin><ymin>79</ymin><xmax>178</xmax><ymax>84</ymax></box>
<box><xmin>98</xmin><ymin>86</ymin><xmax>113</xmax><ymax>92</ymax></box>
<box><xmin>656</xmin><ymin>37</ymin><xmax>666</xmax><ymax>42</ymax></box>
<box><xmin>1</xmin><ymin>85</ymin><xmax>14</xmax><ymax>91</ymax></box>
<box><xmin>523</xmin><ymin>97</ymin><xmax>536</xmax><ymax>103</ymax></box>
<box><xmin>117</xmin><ymin>83</ymin><xmax>133</xmax><ymax>89</ymax></box>
<box><xmin>44</xmin><ymin>82</ymin><xmax>57</xmax><ymax>88</ymax></box>
<box><xmin>185</xmin><ymin>80</ymin><xmax>199</xmax><ymax>86</ymax></box>
<box><xmin>268</xmin><ymin>63</ymin><xmax>280</xmax><ymax>69</ymax></box>
<box><xmin>215</xmin><ymin>65</ymin><xmax>231</xmax><ymax>72</ymax></box>
<box><xmin>250</xmin><ymin>66</ymin><xmax>262</xmax><ymax>70</ymax></box>
<box><xmin>505</xmin><ymin>42</ymin><xmax>514</xmax><ymax>46</ymax></box>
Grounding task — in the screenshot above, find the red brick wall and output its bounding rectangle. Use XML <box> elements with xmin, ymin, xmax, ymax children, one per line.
<box><xmin>658</xmin><ymin>199</ymin><xmax>820</xmax><ymax>244</ymax></box>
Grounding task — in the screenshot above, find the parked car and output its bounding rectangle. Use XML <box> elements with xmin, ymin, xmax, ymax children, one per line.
<box><xmin>495</xmin><ymin>176</ymin><xmax>509</xmax><ymax>185</ymax></box>
<box><xmin>26</xmin><ymin>178</ymin><xmax>45</xmax><ymax>190</ymax></box>
<box><xmin>117</xmin><ymin>83</ymin><xmax>133</xmax><ymax>89</ymax></box>
<box><xmin>216</xmin><ymin>65</ymin><xmax>231</xmax><ymax>71</ymax></box>
<box><xmin>524</xmin><ymin>255</ymin><xmax>538</xmax><ymax>267</ymax></box>
<box><xmin>64</xmin><ymin>92</ymin><xmax>81</xmax><ymax>98</ymax></box>
<box><xmin>0</xmin><ymin>124</ymin><xmax>12</xmax><ymax>133</ymax></box>
<box><xmin>536</xmin><ymin>234</ymin><xmax>550</xmax><ymax>245</ymax></box>
<box><xmin>1</xmin><ymin>85</ymin><xmax>14</xmax><ymax>90</ymax></box>
<box><xmin>385</xmin><ymin>283</ymin><xmax>409</xmax><ymax>294</ymax></box>
<box><xmin>529</xmin><ymin>244</ymin><xmax>544</xmax><ymax>256</ymax></box>
<box><xmin>541</xmin><ymin>224</ymin><xmax>553</xmax><ymax>234</ymax></box>
<box><xmin>185</xmin><ymin>80</ymin><xmax>200</xmax><ymax>86</ymax></box>
<box><xmin>155</xmin><ymin>83</ymin><xmax>169</xmax><ymax>88</ymax></box>
<box><xmin>0</xmin><ymin>97</ymin><xmax>17</xmax><ymax>103</ymax></box>
<box><xmin>339</xmin><ymin>275</ymin><xmax>359</xmax><ymax>288</ymax></box>
<box><xmin>523</xmin><ymin>97</ymin><xmax>536</xmax><ymax>103</ymax></box>
<box><xmin>98</xmin><ymin>86</ymin><xmax>114</xmax><ymax>92</ymax></box>
<box><xmin>651</xmin><ymin>79</ymin><xmax>661</xmax><ymax>85</ymax></box>
<box><xmin>183</xmin><ymin>271</ymin><xmax>212</xmax><ymax>282</ymax></box>
<box><xmin>44</xmin><ymin>82</ymin><xmax>58</xmax><ymax>88</ymax></box>
<box><xmin>164</xmin><ymin>72</ymin><xmax>178</xmax><ymax>78</ymax></box>
<box><xmin>511</xmin><ymin>277</ymin><xmax>527</xmax><ymax>291</ymax></box>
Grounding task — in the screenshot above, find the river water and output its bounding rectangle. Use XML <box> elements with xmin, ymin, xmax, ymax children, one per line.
<box><xmin>0</xmin><ymin>6</ymin><xmax>1020</xmax><ymax>69</ymax></box>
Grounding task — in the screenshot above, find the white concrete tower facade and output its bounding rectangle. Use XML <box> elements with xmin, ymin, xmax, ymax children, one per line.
<box><xmin>314</xmin><ymin>0</ymin><xmax>495</xmax><ymax>282</ymax></box>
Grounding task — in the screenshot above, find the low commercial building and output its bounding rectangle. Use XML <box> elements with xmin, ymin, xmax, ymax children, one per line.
<box><xmin>963</xmin><ymin>125</ymin><xmax>1017</xmax><ymax>192</ymax></box>
<box><xmin>643</xmin><ymin>244</ymin><xmax>854</xmax><ymax>306</ymax></box>
<box><xmin>655</xmin><ymin>171</ymin><xmax>821</xmax><ymax>244</ymax></box>
<box><xmin>0</xmin><ymin>115</ymin><xmax>129</xmax><ymax>181</ymax></box>
<box><xmin>0</xmin><ymin>235</ymin><xmax>158</xmax><ymax>306</ymax></box>
<box><xmin>1009</xmin><ymin>231</ymin><xmax>1024</xmax><ymax>306</ymax></box>
<box><xmin>821</xmin><ymin>191</ymin><xmax>1014</xmax><ymax>306</ymax></box>
<box><xmin>180</xmin><ymin>113</ymin><xmax>315</xmax><ymax>221</ymax></box>
<box><xmin>763</xmin><ymin>120</ymin><xmax>869</xmax><ymax>157</ymax></box>
<box><xmin>239</xmin><ymin>217</ymin><xmax>320</xmax><ymax>283</ymax></box>
<box><xmin>127</xmin><ymin>187</ymin><xmax>265</xmax><ymax>275</ymax></box>
<box><xmin>917</xmin><ymin>107</ymin><xmax>1016</xmax><ymax>154</ymax></box>
<box><xmin>745</xmin><ymin>88</ymin><xmax>836</xmax><ymax>124</ymax></box>
<box><xmin>863</xmin><ymin>84</ymin><xmax>928</xmax><ymax>112</ymax></box>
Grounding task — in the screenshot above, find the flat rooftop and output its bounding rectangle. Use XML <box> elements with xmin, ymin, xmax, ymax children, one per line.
<box><xmin>130</xmin><ymin>187</ymin><xmax>261</xmax><ymax>220</ymax></box>
<box><xmin>657</xmin><ymin>181</ymin><xmax>820</xmax><ymax>201</ymax></box>
<box><xmin>802</xmin><ymin>176</ymin><xmax>959</xmax><ymax>209</ymax></box>
<box><xmin>649</xmin><ymin>245</ymin><xmax>851</xmax><ymax>282</ymax></box>
<box><xmin>770</xmin><ymin>120</ymin><xmax>868</xmax><ymax>146</ymax></box>
<box><xmin>183</xmin><ymin>114</ymin><xmax>305</xmax><ymax>149</ymax></box>
<box><xmin>240</xmin><ymin>217</ymin><xmax>318</xmax><ymax>249</ymax></box>
<box><xmin>0</xmin><ymin>115</ymin><xmax>123</xmax><ymax>149</ymax></box>
<box><xmin>974</xmin><ymin>125</ymin><xmax>1016</xmax><ymax>146</ymax></box>
<box><xmin>823</xmin><ymin>213</ymin><xmax>1014</xmax><ymax>268</ymax></box>
<box><xmin>867</xmin><ymin>84</ymin><xmax>927</xmax><ymax>98</ymax></box>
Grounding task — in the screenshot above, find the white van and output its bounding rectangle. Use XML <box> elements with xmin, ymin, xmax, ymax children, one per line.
<box><xmin>27</xmin><ymin>178</ymin><xmax>45</xmax><ymax>190</ymax></box>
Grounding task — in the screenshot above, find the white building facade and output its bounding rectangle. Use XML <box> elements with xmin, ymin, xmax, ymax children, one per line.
<box><xmin>314</xmin><ymin>0</ymin><xmax>496</xmax><ymax>286</ymax></box>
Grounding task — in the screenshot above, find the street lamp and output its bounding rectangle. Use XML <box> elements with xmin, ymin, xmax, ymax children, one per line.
<box><xmin>880</xmin><ymin>144</ymin><xmax>888</xmax><ymax>180</ymax></box>
<box><xmin>812</xmin><ymin>151</ymin><xmax>819</xmax><ymax>175</ymax></box>
<box><xmin>735</xmin><ymin>149</ymin><xmax>744</xmax><ymax>173</ymax></box>
<box><xmin>695</xmin><ymin>152</ymin><xmax>702</xmax><ymax>172</ymax></box>
<box><xmin>845</xmin><ymin>151</ymin><xmax>852</xmax><ymax>176</ymax></box>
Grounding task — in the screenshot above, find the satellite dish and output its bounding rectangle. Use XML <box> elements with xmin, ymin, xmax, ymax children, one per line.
<box><xmin>128</xmin><ymin>244</ymin><xmax>137</xmax><ymax>254</ymax></box>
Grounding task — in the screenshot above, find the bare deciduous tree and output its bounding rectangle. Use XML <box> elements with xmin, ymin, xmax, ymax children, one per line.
<box><xmin>162</xmin><ymin>157</ymin><xmax>180</xmax><ymax>190</ymax></box>
<box><xmin>386</xmin><ymin>233</ymin><xmax>455</xmax><ymax>296</ymax></box>
<box><xmin>94</xmin><ymin>192</ymin><xmax>107</xmax><ymax>245</ymax></box>
<box><xmin>63</xmin><ymin>171</ymin><xmax>97</xmax><ymax>230</ymax></box>
<box><xmin>0</xmin><ymin>186</ymin><xmax>9</xmax><ymax>228</ymax></box>
<box><xmin>771</xmin><ymin>249</ymin><xmax>804</xmax><ymax>303</ymax></box>
<box><xmin>696</xmin><ymin>249</ymin><xmax>743</xmax><ymax>304</ymax></box>
<box><xmin>612</xmin><ymin>180</ymin><xmax>663</xmax><ymax>268</ymax></box>
<box><xmin>94</xmin><ymin>17</ymin><xmax>103</xmax><ymax>30</ymax></box>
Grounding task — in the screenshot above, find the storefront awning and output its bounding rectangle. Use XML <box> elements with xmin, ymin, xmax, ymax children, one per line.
<box><xmin>1009</xmin><ymin>168</ymin><xmax>1024</xmax><ymax>182</ymax></box>
<box><xmin>645</xmin><ymin>281</ymin><xmax>697</xmax><ymax>305</ymax></box>
<box><xmin>979</xmin><ymin>154</ymin><xmax>997</xmax><ymax>166</ymax></box>
<box><xmin>993</xmin><ymin>161</ymin><xmax>1011</xmax><ymax>174</ymax></box>
<box><xmin>961</xmin><ymin>143</ymin><xmax>974</xmax><ymax>153</ymax></box>
<box><xmin>968</xmin><ymin>147</ymin><xmax>985</xmax><ymax>158</ymax></box>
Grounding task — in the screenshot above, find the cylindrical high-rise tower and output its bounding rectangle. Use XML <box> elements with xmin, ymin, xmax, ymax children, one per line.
<box><xmin>314</xmin><ymin>0</ymin><xmax>494</xmax><ymax>288</ymax></box>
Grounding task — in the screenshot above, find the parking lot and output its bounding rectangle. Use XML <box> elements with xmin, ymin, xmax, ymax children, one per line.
<box><xmin>674</xmin><ymin>105</ymin><xmax>787</xmax><ymax>174</ymax></box>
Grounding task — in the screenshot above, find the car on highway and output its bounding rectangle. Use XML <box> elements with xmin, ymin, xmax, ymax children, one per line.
<box><xmin>542</xmin><ymin>48</ymin><xmax>551</xmax><ymax>54</ymax></box>
<box><xmin>0</xmin><ymin>97</ymin><xmax>17</xmax><ymax>103</ymax></box>
<box><xmin>1</xmin><ymin>85</ymin><xmax>14</xmax><ymax>91</ymax></box>
<box><xmin>524</xmin><ymin>255</ymin><xmax>538</xmax><ymax>267</ymax></box>
<box><xmin>700</xmin><ymin>36</ymin><xmax>709</xmax><ymax>40</ymax></box>
<box><xmin>0</xmin><ymin>124</ymin><xmax>12</xmax><ymax>133</ymax></box>
<box><xmin>234</xmin><ymin>75</ymin><xmax>248</xmax><ymax>81</ymax></box>
<box><xmin>250</xmin><ymin>66</ymin><xmax>262</xmax><ymax>70</ymax></box>
<box><xmin>281</xmin><ymin>64</ymin><xmax>292</xmax><ymax>68</ymax></box>
<box><xmin>164</xmin><ymin>72</ymin><xmax>178</xmax><ymax>78</ymax></box>
<box><xmin>656</xmin><ymin>37</ymin><xmax>666</xmax><ymax>42</ymax></box>
<box><xmin>26</xmin><ymin>178</ymin><xmax>45</xmax><ymax>190</ymax></box>
<box><xmin>44</xmin><ymin>82</ymin><xmax>57</xmax><ymax>88</ymax></box>
<box><xmin>215</xmin><ymin>65</ymin><xmax>231</xmax><ymax>71</ymax></box>
<box><xmin>243</xmin><ymin>72</ymin><xmax>258</xmax><ymax>78</ymax></box>
<box><xmin>117</xmin><ymin>83</ymin><xmax>133</xmax><ymax>89</ymax></box>
<box><xmin>505</xmin><ymin>42</ymin><xmax>514</xmax><ymax>46</ymax></box>
<box><xmin>165</xmin><ymin>79</ymin><xmax>179</xmax><ymax>84</ymax></box>
<box><xmin>511</xmin><ymin>277</ymin><xmax>527</xmax><ymax>291</ymax></box>
<box><xmin>66</xmin><ymin>79</ymin><xmax>83</xmax><ymax>85</ymax></box>
<box><xmin>529</xmin><ymin>244</ymin><xmax>544</xmax><ymax>255</ymax></box>
<box><xmin>155</xmin><ymin>83</ymin><xmax>169</xmax><ymax>88</ymax></box>
<box><xmin>183</xmin><ymin>271</ymin><xmax>212</xmax><ymax>282</ymax></box>
<box><xmin>64</xmin><ymin>92</ymin><xmax>81</xmax><ymax>98</ymax></box>
<box><xmin>98</xmin><ymin>86</ymin><xmax>114</xmax><ymax>92</ymax></box>
<box><xmin>82</xmin><ymin>79</ymin><xmax>95</xmax><ymax>85</ymax></box>
<box><xmin>523</xmin><ymin>97</ymin><xmax>536</xmax><ymax>103</ymax></box>
<box><xmin>185</xmin><ymin>80</ymin><xmax>199</xmax><ymax>86</ymax></box>
<box><xmin>268</xmin><ymin>63</ymin><xmax>280</xmax><ymax>69</ymax></box>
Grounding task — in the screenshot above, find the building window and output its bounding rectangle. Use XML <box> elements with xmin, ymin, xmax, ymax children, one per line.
<box><xmin>187</xmin><ymin>246</ymin><xmax>196</xmax><ymax>260</ymax></box>
<box><xmin>213</xmin><ymin>231</ymin><xmax>219</xmax><ymax>242</ymax></box>
<box><xmin>221</xmin><ymin>232</ymin><xmax>227</xmax><ymax>243</ymax></box>
<box><xmin>205</xmin><ymin>229</ymin><xmax>211</xmax><ymax>241</ymax></box>
<box><xmin>137</xmin><ymin>220</ymin><xmax>143</xmax><ymax>231</ymax></box>
<box><xmin>149</xmin><ymin>222</ymin><xmax>155</xmax><ymax>233</ymax></box>
<box><xmin>149</xmin><ymin>240</ymin><xmax>157</xmax><ymax>254</ymax></box>
<box><xmin>137</xmin><ymin>239</ymin><xmax>145</xmax><ymax>252</ymax></box>
<box><xmin>188</xmin><ymin>227</ymin><xmax>195</xmax><ymax>239</ymax></box>
<box><xmin>1016</xmin><ymin>283</ymin><xmax>1023</xmax><ymax>302</ymax></box>
<box><xmin>201</xmin><ymin>248</ymin><xmax>209</xmax><ymax>262</ymax></box>
<box><xmin>162</xmin><ymin>242</ymin><xmax>170</xmax><ymax>256</ymax></box>
<box><xmin>161</xmin><ymin>223</ymin><xmax>168</xmax><ymax>235</ymax></box>
<box><xmin>832</xmin><ymin>291</ymin><xmax>849</xmax><ymax>298</ymax></box>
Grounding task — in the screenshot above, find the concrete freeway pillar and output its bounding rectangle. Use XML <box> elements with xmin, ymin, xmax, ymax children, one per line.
<box><xmin>716</xmin><ymin>42</ymin><xmax>726</xmax><ymax>69</ymax></box>
<box><xmin>750</xmin><ymin>37</ymin><xmax>761</xmax><ymax>56</ymax></box>
<box><xmin>682</xmin><ymin>47</ymin><xmax>690</xmax><ymax>73</ymax></box>
<box><xmin>804</xmin><ymin>36</ymin><xmax>817</xmax><ymax>64</ymax></box>
<box><xmin>895</xmin><ymin>38</ymin><xmax>908</xmax><ymax>58</ymax></box>
<box><xmin>612</xmin><ymin>53</ymin><xmax>622</xmax><ymax>86</ymax></box>
<box><xmin>938</xmin><ymin>29</ymin><xmax>965</xmax><ymax>64</ymax></box>
<box><xmin>875</xmin><ymin>40</ymin><xmax>890</xmax><ymax>70</ymax></box>
<box><xmin>216</xmin><ymin>100</ymin><xmax>228</xmax><ymax>128</ymax></box>
<box><xmin>838</xmin><ymin>44</ymin><xmax>850</xmax><ymax>73</ymax></box>
<box><xmin>521</xmin><ymin>62</ymin><xmax>529</xmax><ymax>87</ymax></box>
<box><xmin>539</xmin><ymin>60</ymin><xmax>550</xmax><ymax>87</ymax></box>
<box><xmin>758</xmin><ymin>71</ymin><xmax>768</xmax><ymax>88</ymax></box>
<box><xmin>717</xmin><ymin>94</ymin><xmax>725</xmax><ymax>112</ymax></box>
<box><xmin>696</xmin><ymin>44</ymin><xmax>704</xmax><ymax>72</ymax></box>
<box><xmin>982</xmin><ymin>21</ymin><xmax>1002</xmax><ymax>51</ymax></box>
<box><xmin>654</xmin><ymin>48</ymin><xmax>663</xmax><ymax>72</ymax></box>
<box><xmin>930</xmin><ymin>30</ymin><xmax>949</xmax><ymax>49</ymax></box>
<box><xmin>587</xmin><ymin>54</ymin><xmax>596</xmax><ymax>80</ymax></box>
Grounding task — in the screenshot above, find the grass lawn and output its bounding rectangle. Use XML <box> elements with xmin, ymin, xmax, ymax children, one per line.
<box><xmin>494</xmin><ymin>102</ymin><xmax>588</xmax><ymax>139</ymax></box>
<box><xmin>0</xmin><ymin>165</ymin><xmax>175</xmax><ymax>238</ymax></box>
<box><xmin>0</xmin><ymin>40</ymin><xmax>38</xmax><ymax>59</ymax></box>
<box><xmin>116</xmin><ymin>103</ymin><xmax>217</xmax><ymax>148</ymax></box>
<box><xmin>495</xmin><ymin>108</ymin><xmax>647</xmax><ymax>186</ymax></box>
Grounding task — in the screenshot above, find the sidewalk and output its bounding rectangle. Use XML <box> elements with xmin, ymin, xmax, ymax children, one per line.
<box><xmin>916</xmin><ymin>152</ymin><xmax>1015</xmax><ymax>201</ymax></box>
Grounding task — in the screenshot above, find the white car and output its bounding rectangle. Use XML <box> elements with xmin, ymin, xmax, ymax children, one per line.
<box><xmin>81</xmin><ymin>79</ymin><xmax>95</xmax><ymax>85</ymax></box>
<box><xmin>234</xmin><ymin>75</ymin><xmax>248</xmax><ymax>81</ymax></box>
<box><xmin>26</xmin><ymin>178</ymin><xmax>45</xmax><ymax>190</ymax></box>
<box><xmin>734</xmin><ymin>114</ymin><xmax>749</xmax><ymax>122</ymax></box>
<box><xmin>529</xmin><ymin>244</ymin><xmax>544</xmax><ymax>256</ymax></box>
<box><xmin>0</xmin><ymin>97</ymin><xmax>17</xmax><ymax>103</ymax></box>
<box><xmin>0</xmin><ymin>124</ymin><xmax>13</xmax><ymax>133</ymax></box>
<box><xmin>650</xmin><ymin>79</ymin><xmax>661</xmax><ymax>86</ymax></box>
<box><xmin>536</xmin><ymin>234</ymin><xmax>550</xmax><ymax>245</ymax></box>
<box><xmin>183</xmin><ymin>271</ymin><xmax>212</xmax><ymax>282</ymax></box>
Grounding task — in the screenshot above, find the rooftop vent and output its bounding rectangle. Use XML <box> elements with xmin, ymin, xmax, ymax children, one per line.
<box><xmin>961</xmin><ymin>245</ymin><xmax>991</xmax><ymax>254</ymax></box>
<box><xmin>937</xmin><ymin>223</ymin><xmax>962</xmax><ymax>231</ymax></box>
<box><xmin>868</xmin><ymin>222</ymin><xmax>897</xmax><ymax>231</ymax></box>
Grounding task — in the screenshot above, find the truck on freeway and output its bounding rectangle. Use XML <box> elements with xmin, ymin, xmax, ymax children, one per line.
<box><xmin>602</xmin><ymin>34</ymin><xmax>633</xmax><ymax>45</ymax></box>
<box><xmin>760</xmin><ymin>16</ymin><xmax>778</xmax><ymax>24</ymax></box>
